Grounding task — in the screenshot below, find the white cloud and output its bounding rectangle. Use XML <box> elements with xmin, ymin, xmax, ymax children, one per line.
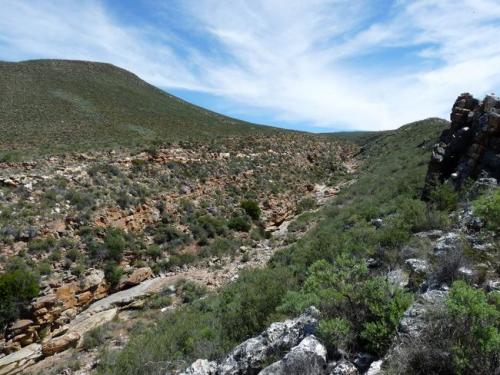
<box><xmin>0</xmin><ymin>0</ymin><xmax>499</xmax><ymax>131</ymax></box>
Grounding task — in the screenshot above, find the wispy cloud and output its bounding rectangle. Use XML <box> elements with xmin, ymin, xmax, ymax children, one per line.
<box><xmin>0</xmin><ymin>0</ymin><xmax>499</xmax><ymax>131</ymax></box>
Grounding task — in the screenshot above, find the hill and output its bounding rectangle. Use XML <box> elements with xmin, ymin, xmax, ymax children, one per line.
<box><xmin>0</xmin><ymin>59</ymin><xmax>280</xmax><ymax>157</ymax></box>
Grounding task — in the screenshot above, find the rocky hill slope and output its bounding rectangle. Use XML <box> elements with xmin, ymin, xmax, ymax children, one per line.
<box><xmin>0</xmin><ymin>60</ymin><xmax>280</xmax><ymax>158</ymax></box>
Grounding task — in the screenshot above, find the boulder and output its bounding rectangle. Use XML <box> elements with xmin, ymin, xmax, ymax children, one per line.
<box><xmin>41</xmin><ymin>331</ymin><xmax>80</xmax><ymax>356</ymax></box>
<box><xmin>366</xmin><ymin>360</ymin><xmax>383</xmax><ymax>375</ymax></box>
<box><xmin>386</xmin><ymin>269</ymin><xmax>408</xmax><ymax>288</ymax></box>
<box><xmin>186</xmin><ymin>307</ymin><xmax>320</xmax><ymax>375</ymax></box>
<box><xmin>399</xmin><ymin>289</ymin><xmax>448</xmax><ymax>338</ymax></box>
<box><xmin>79</xmin><ymin>269</ymin><xmax>105</xmax><ymax>291</ymax></box>
<box><xmin>8</xmin><ymin>320</ymin><xmax>33</xmax><ymax>335</ymax></box>
<box><xmin>405</xmin><ymin>258</ymin><xmax>429</xmax><ymax>275</ymax></box>
<box><xmin>181</xmin><ymin>359</ymin><xmax>218</xmax><ymax>375</ymax></box>
<box><xmin>32</xmin><ymin>294</ymin><xmax>57</xmax><ymax>310</ymax></box>
<box><xmin>118</xmin><ymin>267</ymin><xmax>153</xmax><ymax>289</ymax></box>
<box><xmin>259</xmin><ymin>335</ymin><xmax>327</xmax><ymax>375</ymax></box>
<box><xmin>328</xmin><ymin>360</ymin><xmax>358</xmax><ymax>375</ymax></box>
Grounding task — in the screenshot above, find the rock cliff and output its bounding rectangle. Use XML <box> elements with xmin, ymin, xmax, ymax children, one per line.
<box><xmin>423</xmin><ymin>93</ymin><xmax>500</xmax><ymax>197</ymax></box>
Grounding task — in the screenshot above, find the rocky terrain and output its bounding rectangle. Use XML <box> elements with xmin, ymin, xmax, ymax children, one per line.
<box><xmin>0</xmin><ymin>132</ymin><xmax>355</xmax><ymax>374</ymax></box>
<box><xmin>1</xmin><ymin>62</ymin><xmax>498</xmax><ymax>375</ymax></box>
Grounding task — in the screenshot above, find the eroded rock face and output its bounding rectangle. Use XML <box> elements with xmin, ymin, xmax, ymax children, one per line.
<box><xmin>399</xmin><ymin>289</ymin><xmax>448</xmax><ymax>339</ymax></box>
<box><xmin>259</xmin><ymin>335</ymin><xmax>327</xmax><ymax>375</ymax></box>
<box><xmin>423</xmin><ymin>93</ymin><xmax>500</xmax><ymax>198</ymax></box>
<box><xmin>41</xmin><ymin>332</ymin><xmax>80</xmax><ymax>357</ymax></box>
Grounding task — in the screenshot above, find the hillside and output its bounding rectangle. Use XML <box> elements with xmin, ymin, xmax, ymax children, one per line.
<box><xmin>0</xmin><ymin>60</ymin><xmax>279</xmax><ymax>157</ymax></box>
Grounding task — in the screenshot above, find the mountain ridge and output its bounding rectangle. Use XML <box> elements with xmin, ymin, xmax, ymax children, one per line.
<box><xmin>0</xmin><ymin>59</ymin><xmax>283</xmax><ymax>157</ymax></box>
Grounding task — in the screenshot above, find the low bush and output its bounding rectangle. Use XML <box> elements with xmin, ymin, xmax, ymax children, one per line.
<box><xmin>176</xmin><ymin>280</ymin><xmax>207</xmax><ymax>304</ymax></box>
<box><xmin>241</xmin><ymin>200</ymin><xmax>261</xmax><ymax>220</ymax></box>
<box><xmin>473</xmin><ymin>189</ymin><xmax>500</xmax><ymax>231</ymax></box>
<box><xmin>0</xmin><ymin>260</ymin><xmax>39</xmax><ymax>329</ymax></box>
<box><xmin>387</xmin><ymin>281</ymin><xmax>500</xmax><ymax>375</ymax></box>
<box><xmin>104</xmin><ymin>262</ymin><xmax>123</xmax><ymax>289</ymax></box>
<box><xmin>279</xmin><ymin>255</ymin><xmax>412</xmax><ymax>355</ymax></box>
<box><xmin>227</xmin><ymin>216</ymin><xmax>251</xmax><ymax>232</ymax></box>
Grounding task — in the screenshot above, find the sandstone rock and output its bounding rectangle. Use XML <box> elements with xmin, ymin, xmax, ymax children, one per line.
<box><xmin>32</xmin><ymin>294</ymin><xmax>57</xmax><ymax>310</ymax></box>
<box><xmin>56</xmin><ymin>282</ymin><xmax>79</xmax><ymax>309</ymax></box>
<box><xmin>79</xmin><ymin>269</ymin><xmax>105</xmax><ymax>291</ymax></box>
<box><xmin>0</xmin><ymin>343</ymin><xmax>42</xmax><ymax>375</ymax></box>
<box><xmin>41</xmin><ymin>332</ymin><xmax>80</xmax><ymax>357</ymax></box>
<box><xmin>259</xmin><ymin>335</ymin><xmax>327</xmax><ymax>375</ymax></box>
<box><xmin>118</xmin><ymin>267</ymin><xmax>153</xmax><ymax>289</ymax></box>
<box><xmin>8</xmin><ymin>320</ymin><xmax>33</xmax><ymax>335</ymax></box>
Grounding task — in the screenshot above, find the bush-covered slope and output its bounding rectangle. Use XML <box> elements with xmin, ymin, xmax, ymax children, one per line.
<box><xmin>95</xmin><ymin>118</ymin><xmax>455</xmax><ymax>374</ymax></box>
<box><xmin>0</xmin><ymin>60</ymin><xmax>280</xmax><ymax>156</ymax></box>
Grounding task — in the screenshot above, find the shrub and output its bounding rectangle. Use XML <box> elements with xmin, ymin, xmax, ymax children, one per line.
<box><xmin>279</xmin><ymin>255</ymin><xmax>412</xmax><ymax>355</ymax></box>
<box><xmin>445</xmin><ymin>281</ymin><xmax>500</xmax><ymax>374</ymax></box>
<box><xmin>429</xmin><ymin>182</ymin><xmax>458</xmax><ymax>211</ymax></box>
<box><xmin>28</xmin><ymin>237</ymin><xmax>57</xmax><ymax>253</ymax></box>
<box><xmin>0</xmin><ymin>261</ymin><xmax>39</xmax><ymax>329</ymax></box>
<box><xmin>176</xmin><ymin>280</ymin><xmax>207</xmax><ymax>304</ymax></box>
<box><xmin>241</xmin><ymin>200</ymin><xmax>261</xmax><ymax>220</ymax></box>
<box><xmin>66</xmin><ymin>247</ymin><xmax>81</xmax><ymax>262</ymax></box>
<box><xmin>387</xmin><ymin>281</ymin><xmax>500</xmax><ymax>375</ymax></box>
<box><xmin>473</xmin><ymin>189</ymin><xmax>500</xmax><ymax>231</ymax></box>
<box><xmin>317</xmin><ymin>317</ymin><xmax>352</xmax><ymax>353</ymax></box>
<box><xmin>104</xmin><ymin>229</ymin><xmax>127</xmax><ymax>261</ymax></box>
<box><xmin>297</xmin><ymin>197</ymin><xmax>317</xmax><ymax>213</ymax></box>
<box><xmin>104</xmin><ymin>262</ymin><xmax>123</xmax><ymax>289</ymax></box>
<box><xmin>228</xmin><ymin>216</ymin><xmax>251</xmax><ymax>232</ymax></box>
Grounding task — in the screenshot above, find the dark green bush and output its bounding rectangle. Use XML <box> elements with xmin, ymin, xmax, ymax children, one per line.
<box><xmin>241</xmin><ymin>200</ymin><xmax>261</xmax><ymax>220</ymax></box>
<box><xmin>104</xmin><ymin>228</ymin><xmax>127</xmax><ymax>261</ymax></box>
<box><xmin>228</xmin><ymin>216</ymin><xmax>251</xmax><ymax>232</ymax></box>
<box><xmin>104</xmin><ymin>262</ymin><xmax>123</xmax><ymax>289</ymax></box>
<box><xmin>0</xmin><ymin>261</ymin><xmax>39</xmax><ymax>329</ymax></box>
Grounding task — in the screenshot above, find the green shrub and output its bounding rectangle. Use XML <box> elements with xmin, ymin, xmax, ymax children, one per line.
<box><xmin>445</xmin><ymin>281</ymin><xmax>500</xmax><ymax>374</ymax></box>
<box><xmin>241</xmin><ymin>200</ymin><xmax>261</xmax><ymax>220</ymax></box>
<box><xmin>28</xmin><ymin>237</ymin><xmax>57</xmax><ymax>253</ymax></box>
<box><xmin>279</xmin><ymin>255</ymin><xmax>412</xmax><ymax>355</ymax></box>
<box><xmin>104</xmin><ymin>262</ymin><xmax>123</xmax><ymax>289</ymax></box>
<box><xmin>0</xmin><ymin>261</ymin><xmax>39</xmax><ymax>329</ymax></box>
<box><xmin>38</xmin><ymin>261</ymin><xmax>52</xmax><ymax>275</ymax></box>
<box><xmin>176</xmin><ymin>280</ymin><xmax>207</xmax><ymax>304</ymax></box>
<box><xmin>228</xmin><ymin>216</ymin><xmax>251</xmax><ymax>232</ymax></box>
<box><xmin>104</xmin><ymin>228</ymin><xmax>127</xmax><ymax>261</ymax></box>
<box><xmin>429</xmin><ymin>182</ymin><xmax>458</xmax><ymax>211</ymax></box>
<box><xmin>473</xmin><ymin>189</ymin><xmax>500</xmax><ymax>231</ymax></box>
<box><xmin>317</xmin><ymin>317</ymin><xmax>352</xmax><ymax>353</ymax></box>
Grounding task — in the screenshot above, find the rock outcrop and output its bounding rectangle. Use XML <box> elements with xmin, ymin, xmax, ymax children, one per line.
<box><xmin>181</xmin><ymin>307</ymin><xmax>321</xmax><ymax>375</ymax></box>
<box><xmin>423</xmin><ymin>93</ymin><xmax>500</xmax><ymax>197</ymax></box>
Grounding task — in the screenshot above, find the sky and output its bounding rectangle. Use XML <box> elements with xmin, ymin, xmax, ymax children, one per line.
<box><xmin>1</xmin><ymin>0</ymin><xmax>500</xmax><ymax>132</ymax></box>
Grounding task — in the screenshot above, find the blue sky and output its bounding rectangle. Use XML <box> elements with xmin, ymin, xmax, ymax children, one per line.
<box><xmin>1</xmin><ymin>0</ymin><xmax>500</xmax><ymax>131</ymax></box>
